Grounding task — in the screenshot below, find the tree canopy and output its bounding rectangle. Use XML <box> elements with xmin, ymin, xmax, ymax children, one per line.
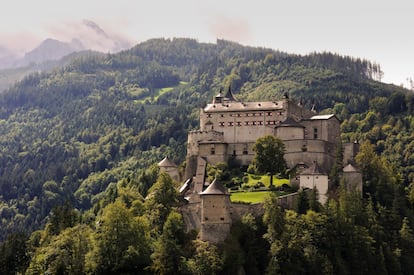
<box><xmin>249</xmin><ymin>135</ymin><xmax>287</xmax><ymax>185</ymax></box>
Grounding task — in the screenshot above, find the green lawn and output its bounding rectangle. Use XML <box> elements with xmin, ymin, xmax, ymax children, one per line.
<box><xmin>230</xmin><ymin>190</ymin><xmax>293</xmax><ymax>203</ymax></box>
<box><xmin>245</xmin><ymin>174</ymin><xmax>289</xmax><ymax>187</ymax></box>
<box><xmin>230</xmin><ymin>191</ymin><xmax>273</xmax><ymax>203</ymax></box>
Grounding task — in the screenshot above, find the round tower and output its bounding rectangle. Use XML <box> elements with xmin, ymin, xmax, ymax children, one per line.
<box><xmin>342</xmin><ymin>163</ymin><xmax>363</xmax><ymax>194</ymax></box>
<box><xmin>199</xmin><ymin>179</ymin><xmax>231</xmax><ymax>243</ymax></box>
<box><xmin>158</xmin><ymin>156</ymin><xmax>179</xmax><ymax>182</ymax></box>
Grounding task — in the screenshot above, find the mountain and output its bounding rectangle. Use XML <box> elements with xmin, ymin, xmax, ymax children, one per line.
<box><xmin>80</xmin><ymin>19</ymin><xmax>131</xmax><ymax>53</ymax></box>
<box><xmin>0</xmin><ymin>20</ymin><xmax>132</xmax><ymax>92</ymax></box>
<box><xmin>0</xmin><ymin>37</ymin><xmax>412</xmax><ymax>239</ymax></box>
<box><xmin>0</xmin><ymin>38</ymin><xmax>413</xmax><ymax>274</ymax></box>
<box><xmin>17</xmin><ymin>38</ymin><xmax>85</xmax><ymax>67</ymax></box>
<box><xmin>0</xmin><ymin>45</ymin><xmax>18</xmax><ymax>69</ymax></box>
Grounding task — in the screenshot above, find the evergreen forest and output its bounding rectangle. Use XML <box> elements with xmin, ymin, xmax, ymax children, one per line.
<box><xmin>0</xmin><ymin>38</ymin><xmax>414</xmax><ymax>274</ymax></box>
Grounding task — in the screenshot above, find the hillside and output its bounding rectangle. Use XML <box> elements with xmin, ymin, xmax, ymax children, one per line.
<box><xmin>0</xmin><ymin>38</ymin><xmax>413</xmax><ymax>273</ymax></box>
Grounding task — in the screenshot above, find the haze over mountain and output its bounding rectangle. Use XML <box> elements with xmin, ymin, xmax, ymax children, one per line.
<box><xmin>0</xmin><ymin>20</ymin><xmax>132</xmax><ymax>92</ymax></box>
<box><xmin>0</xmin><ymin>20</ymin><xmax>132</xmax><ymax>69</ymax></box>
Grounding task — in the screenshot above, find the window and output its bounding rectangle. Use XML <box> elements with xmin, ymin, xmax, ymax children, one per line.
<box><xmin>237</xmin><ymin>121</ymin><xmax>242</xmax><ymax>126</ymax></box>
<box><xmin>267</xmin><ymin>112</ymin><xmax>273</xmax><ymax>116</ymax></box>
<box><xmin>219</xmin><ymin>122</ymin><xmax>225</xmax><ymax>127</ymax></box>
<box><xmin>207</xmin><ymin>114</ymin><xmax>212</xmax><ymax>118</ymax></box>
<box><xmin>313</xmin><ymin>128</ymin><xmax>318</xmax><ymax>139</ymax></box>
<box><xmin>210</xmin><ymin>145</ymin><xmax>215</xmax><ymax>155</ymax></box>
<box><xmin>220</xmin><ymin>114</ymin><xmax>224</xmax><ymax>117</ymax></box>
<box><xmin>228</xmin><ymin>122</ymin><xmax>234</xmax><ymax>126</ymax></box>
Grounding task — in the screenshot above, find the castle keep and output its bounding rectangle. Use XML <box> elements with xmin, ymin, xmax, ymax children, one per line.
<box><xmin>185</xmin><ymin>89</ymin><xmax>341</xmax><ymax>180</ymax></box>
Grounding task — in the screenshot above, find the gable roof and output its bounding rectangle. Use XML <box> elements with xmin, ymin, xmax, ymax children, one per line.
<box><xmin>310</xmin><ymin>114</ymin><xmax>336</xmax><ymax>120</ymax></box>
<box><xmin>301</xmin><ymin>161</ymin><xmax>326</xmax><ymax>175</ymax></box>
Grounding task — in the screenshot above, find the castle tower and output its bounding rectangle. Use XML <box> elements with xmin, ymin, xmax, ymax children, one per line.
<box><xmin>343</xmin><ymin>141</ymin><xmax>360</xmax><ymax>165</ymax></box>
<box><xmin>342</xmin><ymin>163</ymin><xmax>363</xmax><ymax>194</ymax></box>
<box><xmin>158</xmin><ymin>156</ymin><xmax>180</xmax><ymax>182</ymax></box>
<box><xmin>199</xmin><ymin>179</ymin><xmax>231</xmax><ymax>243</ymax></box>
<box><xmin>299</xmin><ymin>161</ymin><xmax>329</xmax><ymax>204</ymax></box>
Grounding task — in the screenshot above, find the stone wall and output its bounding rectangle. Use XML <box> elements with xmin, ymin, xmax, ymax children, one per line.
<box><xmin>180</xmin><ymin>192</ymin><xmax>301</xmax><ymax>235</ymax></box>
<box><xmin>180</xmin><ymin>203</ymin><xmax>201</xmax><ymax>232</ymax></box>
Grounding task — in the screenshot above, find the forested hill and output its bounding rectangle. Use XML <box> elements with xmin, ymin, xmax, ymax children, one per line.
<box><xmin>0</xmin><ymin>37</ymin><xmax>412</xmax><ymax>243</ymax></box>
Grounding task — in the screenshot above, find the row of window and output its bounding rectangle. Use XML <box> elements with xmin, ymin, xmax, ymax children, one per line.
<box><xmin>210</xmin><ymin>149</ymin><xmax>249</xmax><ymax>155</ymax></box>
<box><xmin>206</xmin><ymin>111</ymin><xmax>283</xmax><ymax>118</ymax></box>
<box><xmin>217</xmin><ymin>120</ymin><xmax>279</xmax><ymax>127</ymax></box>
<box><xmin>210</xmin><ymin>145</ymin><xmax>249</xmax><ymax>155</ymax></box>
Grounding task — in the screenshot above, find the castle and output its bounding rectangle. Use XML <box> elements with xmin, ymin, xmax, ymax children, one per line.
<box><xmin>161</xmin><ymin>88</ymin><xmax>362</xmax><ymax>243</ymax></box>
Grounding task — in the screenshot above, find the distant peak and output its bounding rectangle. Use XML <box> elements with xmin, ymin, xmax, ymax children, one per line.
<box><xmin>82</xmin><ymin>19</ymin><xmax>109</xmax><ymax>38</ymax></box>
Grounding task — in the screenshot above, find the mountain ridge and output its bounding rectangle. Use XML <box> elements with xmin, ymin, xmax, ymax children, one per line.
<box><xmin>0</xmin><ymin>38</ymin><xmax>411</xmax><ymax>242</ymax></box>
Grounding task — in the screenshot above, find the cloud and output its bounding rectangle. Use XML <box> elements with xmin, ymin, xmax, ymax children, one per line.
<box><xmin>208</xmin><ymin>15</ymin><xmax>252</xmax><ymax>43</ymax></box>
<box><xmin>45</xmin><ymin>20</ymin><xmax>134</xmax><ymax>53</ymax></box>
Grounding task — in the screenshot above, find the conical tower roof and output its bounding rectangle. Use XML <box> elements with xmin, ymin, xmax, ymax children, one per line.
<box><xmin>158</xmin><ymin>156</ymin><xmax>177</xmax><ymax>168</ymax></box>
<box><xmin>224</xmin><ymin>86</ymin><xmax>237</xmax><ymax>102</ymax></box>
<box><xmin>200</xmin><ymin>178</ymin><xmax>229</xmax><ymax>195</ymax></box>
<box><xmin>343</xmin><ymin>163</ymin><xmax>359</xmax><ymax>172</ymax></box>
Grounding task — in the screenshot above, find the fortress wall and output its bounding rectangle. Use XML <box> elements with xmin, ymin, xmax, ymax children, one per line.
<box><xmin>343</xmin><ymin>142</ymin><xmax>360</xmax><ymax>165</ymax></box>
<box><xmin>302</xmin><ymin>118</ymin><xmax>340</xmax><ymax>144</ymax></box>
<box><xmin>285</xmin><ymin>151</ymin><xmax>334</xmax><ymax>172</ymax></box>
<box><xmin>232</xmin><ymin>124</ymin><xmax>275</xmax><ymax>143</ymax></box>
<box><xmin>286</xmin><ymin>100</ymin><xmax>313</xmax><ymax>120</ymax></box>
<box><xmin>180</xmin><ymin>193</ymin><xmax>301</xmax><ymax>242</ymax></box>
<box><xmin>276</xmin><ymin>127</ymin><xmax>304</xmax><ymax>140</ymax></box>
<box><xmin>187</xmin><ymin>130</ymin><xmax>224</xmax><ymax>156</ymax></box>
<box><xmin>230</xmin><ymin>203</ymin><xmax>264</xmax><ymax>220</ymax></box>
<box><xmin>180</xmin><ymin>203</ymin><xmax>201</xmax><ymax>232</ymax></box>
<box><xmin>200</xmin><ymin>223</ymin><xmax>231</xmax><ymax>244</ymax></box>
<box><xmin>198</xmin><ymin>143</ymin><xmax>228</xmax><ymax>164</ymax></box>
<box><xmin>277</xmin><ymin>192</ymin><xmax>300</xmax><ymax>209</ymax></box>
<box><xmin>184</xmin><ymin>155</ymin><xmax>198</xmax><ymax>180</ymax></box>
<box><xmin>325</xmin><ymin>119</ymin><xmax>341</xmax><ymax>143</ymax></box>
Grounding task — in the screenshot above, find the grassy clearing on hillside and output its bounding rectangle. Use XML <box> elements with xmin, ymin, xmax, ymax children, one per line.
<box><xmin>134</xmin><ymin>81</ymin><xmax>189</xmax><ymax>103</ymax></box>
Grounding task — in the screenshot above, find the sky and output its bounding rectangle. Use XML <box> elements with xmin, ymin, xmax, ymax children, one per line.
<box><xmin>0</xmin><ymin>0</ymin><xmax>413</xmax><ymax>87</ymax></box>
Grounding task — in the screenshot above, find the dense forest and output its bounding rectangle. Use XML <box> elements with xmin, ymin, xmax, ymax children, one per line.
<box><xmin>0</xmin><ymin>38</ymin><xmax>413</xmax><ymax>274</ymax></box>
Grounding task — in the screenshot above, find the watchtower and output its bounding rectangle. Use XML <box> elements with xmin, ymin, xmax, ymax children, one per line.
<box><xmin>199</xmin><ymin>179</ymin><xmax>231</xmax><ymax>243</ymax></box>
